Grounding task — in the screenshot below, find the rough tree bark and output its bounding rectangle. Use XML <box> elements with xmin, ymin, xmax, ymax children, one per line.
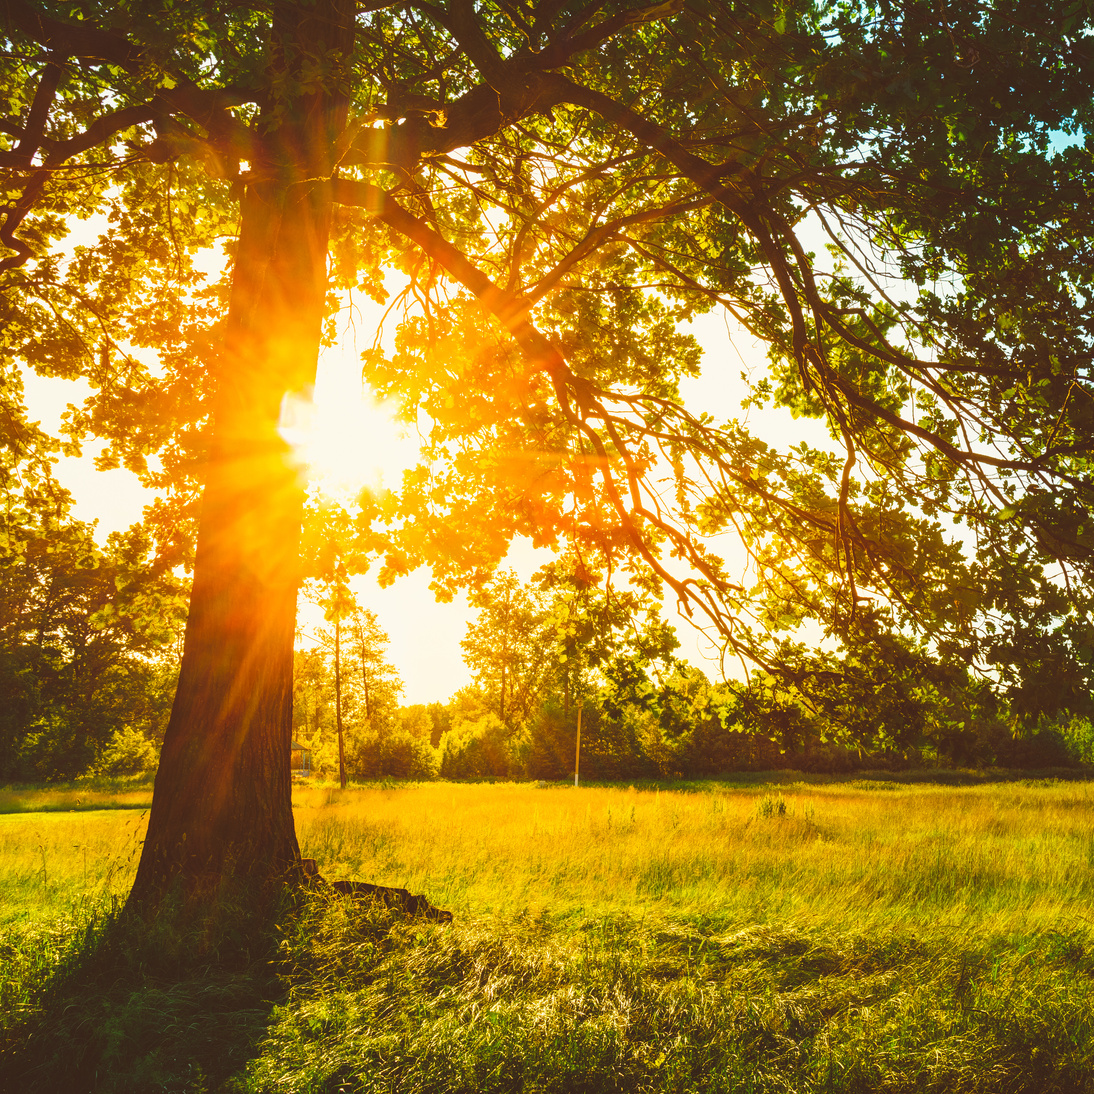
<box><xmin>128</xmin><ymin>0</ymin><xmax>355</xmax><ymax>908</ymax></box>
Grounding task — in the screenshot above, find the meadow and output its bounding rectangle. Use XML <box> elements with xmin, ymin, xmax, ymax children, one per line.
<box><xmin>2</xmin><ymin>775</ymin><xmax>1094</xmax><ymax>1092</ymax></box>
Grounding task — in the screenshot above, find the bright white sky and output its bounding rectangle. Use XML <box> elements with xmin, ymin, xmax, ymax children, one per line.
<box><xmin>22</xmin><ymin>276</ymin><xmax>831</xmax><ymax>704</ymax></box>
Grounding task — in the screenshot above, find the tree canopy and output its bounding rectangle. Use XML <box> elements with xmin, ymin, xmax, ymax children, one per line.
<box><xmin>3</xmin><ymin>0</ymin><xmax>1093</xmax><ymax>901</ymax></box>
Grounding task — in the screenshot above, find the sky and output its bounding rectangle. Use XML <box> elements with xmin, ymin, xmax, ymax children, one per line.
<box><xmin>21</xmin><ymin>275</ymin><xmax>833</xmax><ymax>705</ymax></box>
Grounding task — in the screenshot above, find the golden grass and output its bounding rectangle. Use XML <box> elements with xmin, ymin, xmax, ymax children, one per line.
<box><xmin>0</xmin><ymin>784</ymin><xmax>152</xmax><ymax>814</ymax></box>
<box><xmin>0</xmin><ymin>809</ymin><xmax>147</xmax><ymax>924</ymax></box>
<box><xmin>5</xmin><ymin>778</ymin><xmax>1094</xmax><ymax>1093</ymax></box>
<box><xmin>296</xmin><ymin>779</ymin><xmax>1094</xmax><ymax>936</ymax></box>
<box><xmin>3</xmin><ymin>778</ymin><xmax>1093</xmax><ymax>939</ymax></box>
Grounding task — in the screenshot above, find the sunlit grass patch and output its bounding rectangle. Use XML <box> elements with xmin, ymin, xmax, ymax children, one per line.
<box><xmin>3</xmin><ymin>776</ymin><xmax>1094</xmax><ymax>1092</ymax></box>
<box><xmin>5</xmin><ymin>776</ymin><xmax>1094</xmax><ymax>934</ymax></box>
<box><xmin>0</xmin><ymin>780</ymin><xmax>153</xmax><ymax>815</ymax></box>
<box><xmin>0</xmin><ymin>810</ymin><xmax>146</xmax><ymax>927</ymax></box>
<box><xmin>293</xmin><ymin>779</ymin><xmax>1094</xmax><ymax>934</ymax></box>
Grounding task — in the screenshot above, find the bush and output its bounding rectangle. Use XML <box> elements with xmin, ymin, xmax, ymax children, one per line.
<box><xmin>15</xmin><ymin>712</ymin><xmax>96</xmax><ymax>782</ymax></box>
<box><xmin>995</xmin><ymin>728</ymin><xmax>1080</xmax><ymax>769</ymax></box>
<box><xmin>354</xmin><ymin>728</ymin><xmax>438</xmax><ymax>779</ymax></box>
<box><xmin>438</xmin><ymin>714</ymin><xmax>516</xmax><ymax>779</ymax></box>
<box><xmin>94</xmin><ymin>725</ymin><xmax>159</xmax><ymax>777</ymax></box>
<box><xmin>524</xmin><ymin>702</ymin><xmax>577</xmax><ymax>781</ymax></box>
<box><xmin>1059</xmin><ymin>717</ymin><xmax>1094</xmax><ymax>765</ymax></box>
<box><xmin>683</xmin><ymin>717</ymin><xmax>785</xmax><ymax>775</ymax></box>
<box><xmin>526</xmin><ymin>701</ymin><xmax>652</xmax><ymax>781</ymax></box>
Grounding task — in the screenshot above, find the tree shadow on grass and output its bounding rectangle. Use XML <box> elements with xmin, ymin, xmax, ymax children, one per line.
<box><xmin>0</xmin><ymin>892</ymin><xmax>291</xmax><ymax>1094</ymax></box>
<box><xmin>8</xmin><ymin>889</ymin><xmax>1094</xmax><ymax>1094</ymax></box>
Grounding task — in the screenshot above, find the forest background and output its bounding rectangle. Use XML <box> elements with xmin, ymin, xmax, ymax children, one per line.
<box><xmin>5</xmin><ymin>502</ymin><xmax>1093</xmax><ymax>785</ymax></box>
<box><xmin>5</xmin><ymin>0</ymin><xmax>1094</xmax><ymax>795</ymax></box>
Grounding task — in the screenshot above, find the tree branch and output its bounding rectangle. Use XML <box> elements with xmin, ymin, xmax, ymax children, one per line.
<box><xmin>536</xmin><ymin>0</ymin><xmax>685</xmax><ymax>67</ymax></box>
<box><xmin>11</xmin><ymin>58</ymin><xmax>61</xmax><ymax>166</ymax></box>
<box><xmin>0</xmin><ymin>0</ymin><xmax>143</xmax><ymax>68</ymax></box>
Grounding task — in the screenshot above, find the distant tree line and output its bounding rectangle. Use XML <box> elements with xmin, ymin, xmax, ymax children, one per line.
<box><xmin>3</xmin><ymin>505</ymin><xmax>1091</xmax><ymax>785</ymax></box>
<box><xmin>292</xmin><ymin>561</ymin><xmax>1094</xmax><ymax>783</ymax></box>
<box><xmin>0</xmin><ymin>501</ymin><xmax>185</xmax><ymax>782</ymax></box>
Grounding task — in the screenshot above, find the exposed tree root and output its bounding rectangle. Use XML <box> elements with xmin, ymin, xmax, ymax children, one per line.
<box><xmin>301</xmin><ymin>858</ymin><xmax>453</xmax><ymax>923</ymax></box>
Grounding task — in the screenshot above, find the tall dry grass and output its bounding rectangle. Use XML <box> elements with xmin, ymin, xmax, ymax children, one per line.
<box><xmin>294</xmin><ymin>779</ymin><xmax>1094</xmax><ymax>935</ymax></box>
<box><xmin>4</xmin><ymin>777</ymin><xmax>1094</xmax><ymax>1093</ymax></box>
<box><xmin>0</xmin><ymin>810</ymin><xmax>147</xmax><ymax>926</ymax></box>
<box><xmin>3</xmin><ymin>778</ymin><xmax>1093</xmax><ymax>936</ymax></box>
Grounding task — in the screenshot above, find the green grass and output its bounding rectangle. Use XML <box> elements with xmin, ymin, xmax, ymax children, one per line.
<box><xmin>290</xmin><ymin>779</ymin><xmax>1094</xmax><ymax>932</ymax></box>
<box><xmin>0</xmin><ymin>778</ymin><xmax>154</xmax><ymax>815</ymax></box>
<box><xmin>2</xmin><ymin>775</ymin><xmax>1094</xmax><ymax>1092</ymax></box>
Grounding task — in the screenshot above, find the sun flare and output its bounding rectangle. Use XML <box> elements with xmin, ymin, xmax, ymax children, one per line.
<box><xmin>279</xmin><ymin>341</ymin><xmax>420</xmax><ymax>499</ymax></box>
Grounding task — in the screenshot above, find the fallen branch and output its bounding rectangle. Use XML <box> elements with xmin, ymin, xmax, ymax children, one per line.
<box><xmin>300</xmin><ymin>858</ymin><xmax>454</xmax><ymax>923</ymax></box>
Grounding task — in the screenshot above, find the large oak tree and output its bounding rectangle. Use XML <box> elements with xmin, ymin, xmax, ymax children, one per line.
<box><xmin>2</xmin><ymin>0</ymin><xmax>1092</xmax><ymax>905</ymax></box>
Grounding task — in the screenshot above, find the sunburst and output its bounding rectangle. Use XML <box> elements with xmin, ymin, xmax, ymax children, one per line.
<box><xmin>279</xmin><ymin>340</ymin><xmax>420</xmax><ymax>499</ymax></box>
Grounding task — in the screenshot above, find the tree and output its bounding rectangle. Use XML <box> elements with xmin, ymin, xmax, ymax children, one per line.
<box><xmin>291</xmin><ymin>646</ymin><xmax>334</xmax><ymax>762</ymax></box>
<box><xmin>398</xmin><ymin>704</ymin><xmax>434</xmax><ymax>742</ymax></box>
<box><xmin>461</xmin><ymin>569</ymin><xmax>556</xmax><ymax>729</ymax></box>
<box><xmin>347</xmin><ymin>605</ymin><xmax>403</xmax><ymax>733</ymax></box>
<box><xmin>0</xmin><ymin>464</ymin><xmax>185</xmax><ymax>780</ymax></box>
<box><xmin>301</xmin><ymin>574</ymin><xmax>404</xmax><ymax>782</ymax></box>
<box><xmin>535</xmin><ymin>552</ymin><xmax>679</xmax><ymax>782</ymax></box>
<box><xmin>311</xmin><ymin>571</ymin><xmax>355</xmax><ymax>789</ymax></box>
<box><xmin>3</xmin><ymin>0</ymin><xmax>1093</xmax><ymax>907</ymax></box>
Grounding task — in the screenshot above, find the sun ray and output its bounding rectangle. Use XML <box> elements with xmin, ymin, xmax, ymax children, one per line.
<box><xmin>279</xmin><ymin>340</ymin><xmax>420</xmax><ymax>500</ymax></box>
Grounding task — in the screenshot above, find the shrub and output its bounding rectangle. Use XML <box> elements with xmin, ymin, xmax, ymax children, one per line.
<box><xmin>354</xmin><ymin>728</ymin><xmax>438</xmax><ymax>779</ymax></box>
<box><xmin>525</xmin><ymin>701</ymin><xmax>652</xmax><ymax>781</ymax></box>
<box><xmin>524</xmin><ymin>701</ymin><xmax>577</xmax><ymax>781</ymax></box>
<box><xmin>15</xmin><ymin>712</ymin><xmax>96</xmax><ymax>782</ymax></box>
<box><xmin>94</xmin><ymin>725</ymin><xmax>159</xmax><ymax>777</ymax></box>
<box><xmin>995</xmin><ymin>728</ymin><xmax>1079</xmax><ymax>769</ymax></box>
<box><xmin>683</xmin><ymin>717</ymin><xmax>785</xmax><ymax>775</ymax></box>
<box><xmin>438</xmin><ymin>714</ymin><xmax>515</xmax><ymax>779</ymax></box>
<box><xmin>1056</xmin><ymin>716</ymin><xmax>1094</xmax><ymax>766</ymax></box>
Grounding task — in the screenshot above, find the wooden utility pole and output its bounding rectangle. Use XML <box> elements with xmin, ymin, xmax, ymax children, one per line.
<box><xmin>574</xmin><ymin>704</ymin><xmax>582</xmax><ymax>788</ymax></box>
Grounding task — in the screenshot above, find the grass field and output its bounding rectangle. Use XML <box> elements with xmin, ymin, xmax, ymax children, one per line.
<box><xmin>2</xmin><ymin>775</ymin><xmax>1094</xmax><ymax>1092</ymax></box>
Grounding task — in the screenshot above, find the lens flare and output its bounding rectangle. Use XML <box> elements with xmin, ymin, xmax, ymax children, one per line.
<box><xmin>279</xmin><ymin>342</ymin><xmax>420</xmax><ymax>499</ymax></box>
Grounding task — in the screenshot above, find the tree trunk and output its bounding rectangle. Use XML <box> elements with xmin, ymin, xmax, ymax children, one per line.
<box><xmin>335</xmin><ymin>617</ymin><xmax>346</xmax><ymax>790</ymax></box>
<box><xmin>128</xmin><ymin>0</ymin><xmax>353</xmax><ymax>909</ymax></box>
<box><xmin>358</xmin><ymin>617</ymin><xmax>372</xmax><ymax>719</ymax></box>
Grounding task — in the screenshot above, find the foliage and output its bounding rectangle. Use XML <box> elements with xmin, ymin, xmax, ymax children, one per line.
<box><xmin>438</xmin><ymin>712</ymin><xmax>516</xmax><ymax>780</ymax></box>
<box><xmin>1058</xmin><ymin>716</ymin><xmax>1094</xmax><ymax>767</ymax></box>
<box><xmin>526</xmin><ymin>698</ymin><xmax>649</xmax><ymax>781</ymax></box>
<box><xmin>92</xmin><ymin>725</ymin><xmax>159</xmax><ymax>779</ymax></box>
<box><xmin>343</xmin><ymin>606</ymin><xmax>403</xmax><ymax>729</ymax></box>
<box><xmin>354</xmin><ymin>726</ymin><xmax>438</xmax><ymax>780</ymax></box>
<box><xmin>298</xmin><ymin>585</ymin><xmax>399</xmax><ymax>765</ymax></box>
<box><xmin>0</xmin><ymin>274</ymin><xmax>184</xmax><ymax>781</ymax></box>
<box><xmin>457</xmin><ymin>556</ymin><xmax>674</xmax><ymax>771</ymax></box>
<box><xmin>397</xmin><ymin>704</ymin><xmax>434</xmax><ymax>742</ymax></box>
<box><xmin>291</xmin><ymin>648</ymin><xmax>336</xmax><ymax>769</ymax></box>
<box><xmin>0</xmin><ymin>486</ymin><xmax>182</xmax><ymax>780</ymax></box>
<box><xmin>461</xmin><ymin>570</ymin><xmax>558</xmax><ymax>729</ymax></box>
<box><xmin>294</xmin><ymin>591</ymin><xmax>441</xmax><ymax>779</ymax></box>
<box><xmin>3</xmin><ymin>0</ymin><xmax>1093</xmax><ymax>723</ymax></box>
